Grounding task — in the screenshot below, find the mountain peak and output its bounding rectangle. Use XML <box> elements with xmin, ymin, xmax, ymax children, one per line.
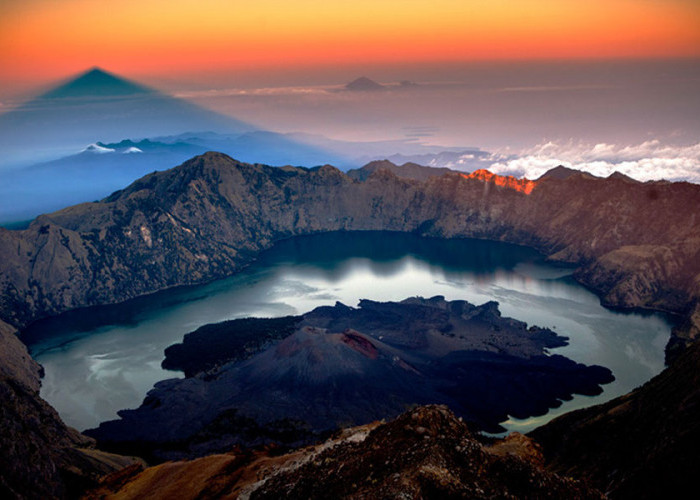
<box><xmin>345</xmin><ymin>77</ymin><xmax>385</xmax><ymax>91</ymax></box>
<box><xmin>40</xmin><ymin>67</ymin><xmax>153</xmax><ymax>99</ymax></box>
<box><xmin>537</xmin><ymin>165</ymin><xmax>579</xmax><ymax>181</ymax></box>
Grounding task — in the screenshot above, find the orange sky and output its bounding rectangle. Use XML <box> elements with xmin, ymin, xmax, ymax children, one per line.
<box><xmin>1</xmin><ymin>0</ymin><xmax>699</xmax><ymax>89</ymax></box>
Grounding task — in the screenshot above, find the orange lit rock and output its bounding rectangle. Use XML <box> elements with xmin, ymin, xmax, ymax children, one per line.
<box><xmin>461</xmin><ymin>169</ymin><xmax>538</xmax><ymax>194</ymax></box>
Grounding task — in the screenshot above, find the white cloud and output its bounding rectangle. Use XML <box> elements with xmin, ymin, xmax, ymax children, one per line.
<box><xmin>82</xmin><ymin>143</ymin><xmax>115</xmax><ymax>154</ymax></box>
<box><xmin>488</xmin><ymin>140</ymin><xmax>700</xmax><ymax>183</ymax></box>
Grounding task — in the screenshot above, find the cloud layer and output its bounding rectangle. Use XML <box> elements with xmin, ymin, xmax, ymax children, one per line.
<box><xmin>488</xmin><ymin>140</ymin><xmax>700</xmax><ymax>183</ymax></box>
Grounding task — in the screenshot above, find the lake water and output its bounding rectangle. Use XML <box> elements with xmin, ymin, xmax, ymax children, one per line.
<box><xmin>24</xmin><ymin>231</ymin><xmax>671</xmax><ymax>433</ymax></box>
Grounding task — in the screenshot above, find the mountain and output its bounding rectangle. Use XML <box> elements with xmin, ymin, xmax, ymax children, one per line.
<box><xmin>0</xmin><ymin>68</ymin><xmax>252</xmax><ymax>168</ymax></box>
<box><xmin>0</xmin><ymin>139</ymin><xmax>206</xmax><ymax>224</ymax></box>
<box><xmin>87</xmin><ymin>297</ymin><xmax>611</xmax><ymax>460</ymax></box>
<box><xmin>0</xmin><ymin>153</ymin><xmax>699</xmax><ymax>496</ymax></box>
<box><xmin>344</xmin><ymin>76</ymin><xmax>386</xmax><ymax>91</ymax></box>
<box><xmin>0</xmin><ymin>131</ymin><xmax>357</xmax><ymax>225</ymax></box>
<box><xmin>347</xmin><ymin>159</ymin><xmax>455</xmax><ymax>181</ymax></box>
<box><xmin>85</xmin><ymin>406</ymin><xmax>604</xmax><ymax>499</ymax></box>
<box><xmin>536</xmin><ymin>165</ymin><xmax>584</xmax><ymax>181</ymax></box>
<box><xmin>0</xmin><ymin>154</ymin><xmax>697</xmax><ymax>358</ymax></box>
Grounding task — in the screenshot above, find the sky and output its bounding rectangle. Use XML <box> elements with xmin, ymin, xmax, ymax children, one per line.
<box><xmin>1</xmin><ymin>0</ymin><xmax>700</xmax><ymax>94</ymax></box>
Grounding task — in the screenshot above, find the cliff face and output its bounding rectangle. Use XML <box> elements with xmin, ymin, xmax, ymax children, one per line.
<box><xmin>0</xmin><ymin>319</ymin><xmax>42</xmax><ymax>393</ymax></box>
<box><xmin>1</xmin><ymin>153</ymin><xmax>698</xmax><ymax>356</ymax></box>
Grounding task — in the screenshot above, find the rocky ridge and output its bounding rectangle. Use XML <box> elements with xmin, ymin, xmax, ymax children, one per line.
<box><xmin>85</xmin><ymin>405</ymin><xmax>604</xmax><ymax>500</ymax></box>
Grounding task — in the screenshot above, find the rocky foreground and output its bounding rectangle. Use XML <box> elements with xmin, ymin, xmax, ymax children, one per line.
<box><xmin>0</xmin><ymin>154</ymin><xmax>699</xmax><ymax>498</ymax></box>
<box><xmin>85</xmin><ymin>405</ymin><xmax>604</xmax><ymax>499</ymax></box>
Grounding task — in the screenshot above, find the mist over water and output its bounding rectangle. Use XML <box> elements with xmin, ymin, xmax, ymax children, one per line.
<box><xmin>24</xmin><ymin>232</ymin><xmax>671</xmax><ymax>433</ymax></box>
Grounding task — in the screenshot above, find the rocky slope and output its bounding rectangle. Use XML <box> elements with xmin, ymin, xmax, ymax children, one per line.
<box><xmin>85</xmin><ymin>405</ymin><xmax>604</xmax><ymax>499</ymax></box>
<box><xmin>1</xmin><ymin>153</ymin><xmax>698</xmax><ymax>358</ymax></box>
<box><xmin>0</xmin><ymin>319</ymin><xmax>140</xmax><ymax>499</ymax></box>
<box><xmin>86</xmin><ymin>298</ymin><xmax>612</xmax><ymax>460</ymax></box>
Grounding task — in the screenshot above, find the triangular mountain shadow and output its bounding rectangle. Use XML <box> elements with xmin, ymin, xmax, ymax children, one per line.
<box><xmin>40</xmin><ymin>67</ymin><xmax>154</xmax><ymax>99</ymax></box>
<box><xmin>0</xmin><ymin>67</ymin><xmax>254</xmax><ymax>167</ymax></box>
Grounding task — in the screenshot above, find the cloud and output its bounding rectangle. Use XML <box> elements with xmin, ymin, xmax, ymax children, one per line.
<box><xmin>173</xmin><ymin>86</ymin><xmax>332</xmax><ymax>99</ymax></box>
<box><xmin>488</xmin><ymin>140</ymin><xmax>700</xmax><ymax>183</ymax></box>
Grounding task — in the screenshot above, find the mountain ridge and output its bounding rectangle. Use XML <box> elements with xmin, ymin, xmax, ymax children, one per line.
<box><xmin>85</xmin><ymin>405</ymin><xmax>604</xmax><ymax>499</ymax></box>
<box><xmin>1</xmin><ymin>152</ymin><xmax>698</xmax><ymax>359</ymax></box>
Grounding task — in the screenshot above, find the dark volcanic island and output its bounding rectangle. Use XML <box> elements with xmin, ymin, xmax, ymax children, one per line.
<box><xmin>87</xmin><ymin>296</ymin><xmax>613</xmax><ymax>460</ymax></box>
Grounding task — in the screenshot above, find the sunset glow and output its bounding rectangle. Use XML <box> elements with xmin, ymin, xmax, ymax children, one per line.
<box><xmin>1</xmin><ymin>0</ymin><xmax>699</xmax><ymax>86</ymax></box>
<box><xmin>462</xmin><ymin>170</ymin><xmax>538</xmax><ymax>194</ymax></box>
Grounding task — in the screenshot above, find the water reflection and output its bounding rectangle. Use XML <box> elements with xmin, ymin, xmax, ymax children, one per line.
<box><xmin>24</xmin><ymin>231</ymin><xmax>671</xmax><ymax>432</ymax></box>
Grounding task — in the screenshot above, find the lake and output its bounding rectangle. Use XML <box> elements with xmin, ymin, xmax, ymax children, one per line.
<box><xmin>23</xmin><ymin>231</ymin><xmax>671</xmax><ymax>433</ymax></box>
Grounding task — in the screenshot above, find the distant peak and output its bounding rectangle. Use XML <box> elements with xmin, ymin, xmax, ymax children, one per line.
<box><xmin>345</xmin><ymin>77</ymin><xmax>385</xmax><ymax>91</ymax></box>
<box><xmin>40</xmin><ymin>67</ymin><xmax>154</xmax><ymax>100</ymax></box>
<box><xmin>608</xmin><ymin>171</ymin><xmax>639</xmax><ymax>183</ymax></box>
<box><xmin>462</xmin><ymin>169</ymin><xmax>538</xmax><ymax>195</ymax></box>
<box><xmin>537</xmin><ymin>165</ymin><xmax>579</xmax><ymax>181</ymax></box>
<box><xmin>363</xmin><ymin>159</ymin><xmax>398</xmax><ymax>169</ymax></box>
